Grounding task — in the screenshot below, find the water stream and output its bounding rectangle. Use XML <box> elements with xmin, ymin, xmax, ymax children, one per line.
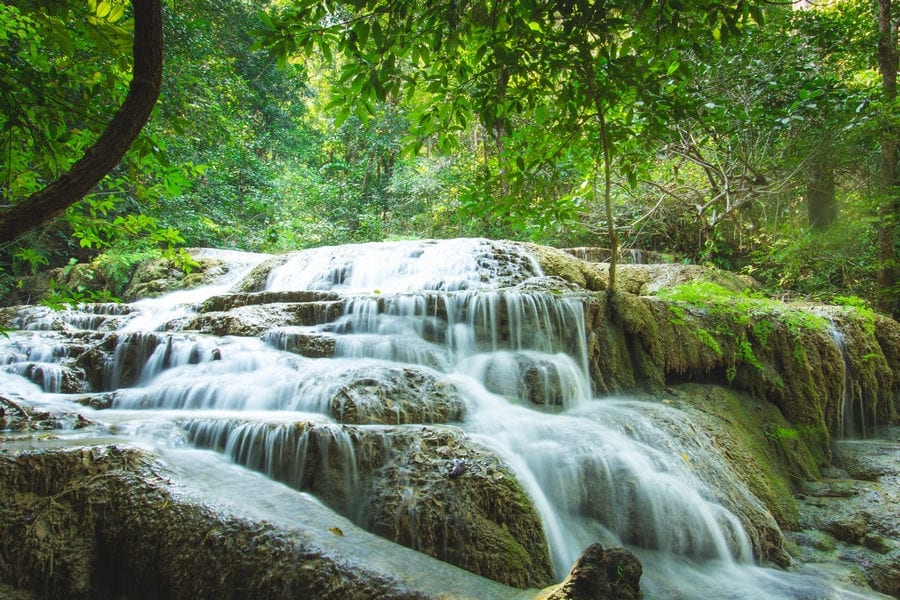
<box><xmin>0</xmin><ymin>239</ymin><xmax>888</xmax><ymax>598</ymax></box>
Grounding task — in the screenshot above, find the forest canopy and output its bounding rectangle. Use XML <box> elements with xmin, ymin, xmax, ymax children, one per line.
<box><xmin>0</xmin><ymin>0</ymin><xmax>897</xmax><ymax>314</ymax></box>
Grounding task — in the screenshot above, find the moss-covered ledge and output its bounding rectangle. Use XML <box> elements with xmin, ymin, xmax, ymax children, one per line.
<box><xmin>580</xmin><ymin>283</ymin><xmax>898</xmax><ymax>467</ymax></box>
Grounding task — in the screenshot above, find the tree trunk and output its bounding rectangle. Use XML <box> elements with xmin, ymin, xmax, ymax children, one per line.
<box><xmin>876</xmin><ymin>0</ymin><xmax>898</xmax><ymax>316</ymax></box>
<box><xmin>807</xmin><ymin>159</ymin><xmax>837</xmax><ymax>229</ymax></box>
<box><xmin>0</xmin><ymin>0</ymin><xmax>163</xmax><ymax>245</ymax></box>
<box><xmin>578</xmin><ymin>44</ymin><xmax>618</xmax><ymax>296</ymax></box>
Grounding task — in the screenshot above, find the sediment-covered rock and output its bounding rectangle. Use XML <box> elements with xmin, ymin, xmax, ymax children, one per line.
<box><xmin>181</xmin><ymin>418</ymin><xmax>553</xmax><ymax>589</ymax></box>
<box><xmin>0</xmin><ymin>444</ymin><xmax>538</xmax><ymax>600</ymax></box>
<box><xmin>541</xmin><ymin>543</ymin><xmax>642</xmax><ymax>600</ymax></box>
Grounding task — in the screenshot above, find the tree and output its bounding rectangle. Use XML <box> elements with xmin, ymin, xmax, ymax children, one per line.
<box><xmin>257</xmin><ymin>0</ymin><xmax>763</xmax><ymax>295</ymax></box>
<box><xmin>875</xmin><ymin>0</ymin><xmax>898</xmax><ymax>315</ymax></box>
<box><xmin>0</xmin><ymin>0</ymin><xmax>162</xmax><ymax>245</ymax></box>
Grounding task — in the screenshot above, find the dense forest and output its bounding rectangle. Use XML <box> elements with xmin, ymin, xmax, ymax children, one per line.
<box><xmin>0</xmin><ymin>0</ymin><xmax>897</xmax><ymax>315</ymax></box>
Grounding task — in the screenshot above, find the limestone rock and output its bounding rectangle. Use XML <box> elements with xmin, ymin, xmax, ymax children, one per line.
<box><xmin>123</xmin><ymin>256</ymin><xmax>228</xmax><ymax>301</ymax></box>
<box><xmin>544</xmin><ymin>543</ymin><xmax>642</xmax><ymax>600</ymax></box>
<box><xmin>324</xmin><ymin>365</ymin><xmax>466</xmax><ymax>424</ymax></box>
<box><xmin>182</xmin><ymin>419</ymin><xmax>553</xmax><ymax>589</ymax></box>
<box><xmin>0</xmin><ymin>445</ymin><xmax>535</xmax><ymax>600</ymax></box>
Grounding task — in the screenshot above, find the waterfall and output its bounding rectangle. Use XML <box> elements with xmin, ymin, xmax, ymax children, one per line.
<box><xmin>828</xmin><ymin>324</ymin><xmax>869</xmax><ymax>440</ymax></box>
<box><xmin>0</xmin><ymin>239</ymin><xmax>888</xmax><ymax>599</ymax></box>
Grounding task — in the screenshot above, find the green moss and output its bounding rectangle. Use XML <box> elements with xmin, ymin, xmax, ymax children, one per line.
<box><xmin>658</xmin><ymin>281</ymin><xmax>830</xmax><ymax>378</ymax></box>
<box><xmin>833</xmin><ymin>296</ymin><xmax>877</xmax><ymax>335</ymax></box>
<box><xmin>667</xmin><ymin>304</ymin><xmax>687</xmax><ymax>325</ymax></box>
<box><xmin>657</xmin><ymin>282</ymin><xmax>829</xmax><ymax>333</ymax></box>
<box><xmin>668</xmin><ymin>384</ymin><xmax>821</xmax><ymax>529</ymax></box>
<box><xmin>753</xmin><ymin>319</ymin><xmax>774</xmax><ymax>347</ymax></box>
<box><xmin>738</xmin><ymin>340</ymin><xmax>763</xmax><ymax>371</ymax></box>
<box><xmin>695</xmin><ymin>328</ymin><xmax>722</xmax><ymax>356</ymax></box>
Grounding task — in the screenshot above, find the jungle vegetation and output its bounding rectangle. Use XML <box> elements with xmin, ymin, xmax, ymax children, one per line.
<box><xmin>0</xmin><ymin>0</ymin><xmax>897</xmax><ymax>315</ymax></box>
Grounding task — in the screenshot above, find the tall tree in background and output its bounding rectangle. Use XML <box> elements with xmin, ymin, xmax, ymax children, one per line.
<box><xmin>0</xmin><ymin>0</ymin><xmax>162</xmax><ymax>245</ymax></box>
<box><xmin>876</xmin><ymin>0</ymin><xmax>898</xmax><ymax>315</ymax></box>
<box><xmin>257</xmin><ymin>0</ymin><xmax>764</xmax><ymax>295</ymax></box>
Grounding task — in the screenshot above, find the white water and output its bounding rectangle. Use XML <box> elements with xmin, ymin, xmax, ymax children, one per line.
<box><xmin>0</xmin><ymin>239</ymin><xmax>888</xmax><ymax>599</ymax></box>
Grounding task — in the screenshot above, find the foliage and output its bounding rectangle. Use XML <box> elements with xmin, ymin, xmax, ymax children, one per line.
<box><xmin>0</xmin><ymin>0</ymin><xmax>191</xmax><ymax>287</ymax></box>
<box><xmin>0</xmin><ymin>0</ymin><xmax>895</xmax><ymax>315</ymax></box>
<box><xmin>42</xmin><ymin>278</ymin><xmax>120</xmax><ymax>310</ymax></box>
<box><xmin>255</xmin><ymin>0</ymin><xmax>764</xmax><ymax>271</ymax></box>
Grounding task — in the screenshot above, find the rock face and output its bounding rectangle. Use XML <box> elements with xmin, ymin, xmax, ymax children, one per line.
<box><xmin>788</xmin><ymin>427</ymin><xmax>900</xmax><ymax>596</ymax></box>
<box><xmin>1</xmin><ymin>239</ymin><xmax>898</xmax><ymax>600</ymax></box>
<box><xmin>181</xmin><ymin>418</ymin><xmax>552</xmax><ymax>588</ymax></box>
<box><xmin>0</xmin><ymin>445</ymin><xmax>537</xmax><ymax>600</ymax></box>
<box><xmin>543</xmin><ymin>544</ymin><xmax>642</xmax><ymax>600</ymax></box>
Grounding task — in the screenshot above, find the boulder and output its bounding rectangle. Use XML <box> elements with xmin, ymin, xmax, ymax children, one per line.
<box><xmin>542</xmin><ymin>543</ymin><xmax>642</xmax><ymax>600</ymax></box>
<box><xmin>182</xmin><ymin>418</ymin><xmax>553</xmax><ymax>588</ymax></box>
<box><xmin>0</xmin><ymin>444</ymin><xmax>538</xmax><ymax>600</ymax></box>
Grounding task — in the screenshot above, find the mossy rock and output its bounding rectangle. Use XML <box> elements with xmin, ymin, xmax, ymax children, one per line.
<box><xmin>365</xmin><ymin>426</ymin><xmax>554</xmax><ymax>589</ymax></box>
<box><xmin>182</xmin><ymin>418</ymin><xmax>553</xmax><ymax>589</ymax></box>
<box><xmin>122</xmin><ymin>257</ymin><xmax>228</xmax><ymax>301</ymax></box>
<box><xmin>525</xmin><ymin>243</ymin><xmax>606</xmax><ymax>291</ymax></box>
<box><xmin>1</xmin><ymin>445</ymin><xmax>533</xmax><ymax>600</ymax></box>
<box><xmin>233</xmin><ymin>254</ymin><xmax>292</xmax><ymax>292</ymax></box>
<box><xmin>662</xmin><ymin>383</ymin><xmax>820</xmax><ymax>533</ymax></box>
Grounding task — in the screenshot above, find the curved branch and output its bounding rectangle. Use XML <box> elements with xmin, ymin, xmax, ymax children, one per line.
<box><xmin>0</xmin><ymin>0</ymin><xmax>162</xmax><ymax>245</ymax></box>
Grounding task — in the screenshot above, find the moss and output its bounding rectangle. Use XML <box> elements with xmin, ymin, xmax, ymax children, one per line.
<box><xmin>526</xmin><ymin>243</ymin><xmax>606</xmax><ymax>292</ymax></box>
<box><xmin>666</xmin><ymin>384</ymin><xmax>820</xmax><ymax>531</ymax></box>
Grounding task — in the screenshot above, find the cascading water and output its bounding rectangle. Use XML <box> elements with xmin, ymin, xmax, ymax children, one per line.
<box><xmin>0</xmin><ymin>239</ymin><xmax>888</xmax><ymax>599</ymax></box>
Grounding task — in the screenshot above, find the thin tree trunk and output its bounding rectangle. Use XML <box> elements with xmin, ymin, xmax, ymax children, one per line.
<box><xmin>578</xmin><ymin>45</ymin><xmax>618</xmax><ymax>296</ymax></box>
<box><xmin>0</xmin><ymin>0</ymin><xmax>163</xmax><ymax>245</ymax></box>
<box><xmin>876</xmin><ymin>0</ymin><xmax>897</xmax><ymax>316</ymax></box>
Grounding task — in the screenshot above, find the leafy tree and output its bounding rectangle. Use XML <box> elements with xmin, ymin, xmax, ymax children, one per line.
<box><xmin>257</xmin><ymin>0</ymin><xmax>764</xmax><ymax>294</ymax></box>
<box><xmin>149</xmin><ymin>0</ymin><xmax>315</xmax><ymax>250</ymax></box>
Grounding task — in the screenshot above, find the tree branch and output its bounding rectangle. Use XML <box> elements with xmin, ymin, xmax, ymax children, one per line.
<box><xmin>0</xmin><ymin>0</ymin><xmax>162</xmax><ymax>245</ymax></box>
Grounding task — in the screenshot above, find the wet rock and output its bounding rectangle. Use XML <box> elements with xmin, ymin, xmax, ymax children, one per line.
<box><xmin>200</xmin><ymin>290</ymin><xmax>342</xmax><ymax>312</ymax></box>
<box><xmin>182</xmin><ymin>418</ymin><xmax>553</xmax><ymax>589</ymax></box>
<box><xmin>264</xmin><ymin>327</ymin><xmax>337</xmax><ymax>358</ymax></box>
<box><xmin>326</xmin><ymin>365</ymin><xmax>466</xmax><ymax>424</ymax></box>
<box><xmin>184</xmin><ymin>301</ymin><xmax>345</xmax><ymax>336</ymax></box>
<box><xmin>73</xmin><ymin>392</ymin><xmax>117</xmax><ymax>410</ymax></box>
<box><xmin>477</xmin><ymin>352</ymin><xmax>569</xmax><ymax>407</ymax></box>
<box><xmin>233</xmin><ymin>253</ymin><xmax>291</xmax><ymax>292</ymax></box>
<box><xmin>0</xmin><ymin>444</ymin><xmax>533</xmax><ymax>600</ymax></box>
<box><xmin>123</xmin><ymin>257</ymin><xmax>229</xmax><ymax>301</ymax></box>
<box><xmin>526</xmin><ymin>244</ymin><xmax>605</xmax><ymax>291</ymax></box>
<box><xmin>365</xmin><ymin>426</ymin><xmax>554</xmax><ymax>589</ymax></box>
<box><xmin>647</xmin><ymin>384</ymin><xmax>809</xmax><ymax>565</ymax></box>
<box><xmin>543</xmin><ymin>543</ymin><xmax>642</xmax><ymax>600</ymax></box>
<box><xmin>792</xmin><ymin>428</ymin><xmax>900</xmax><ymax>596</ymax></box>
<box><xmin>0</xmin><ymin>395</ymin><xmax>60</xmax><ymax>431</ymax></box>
